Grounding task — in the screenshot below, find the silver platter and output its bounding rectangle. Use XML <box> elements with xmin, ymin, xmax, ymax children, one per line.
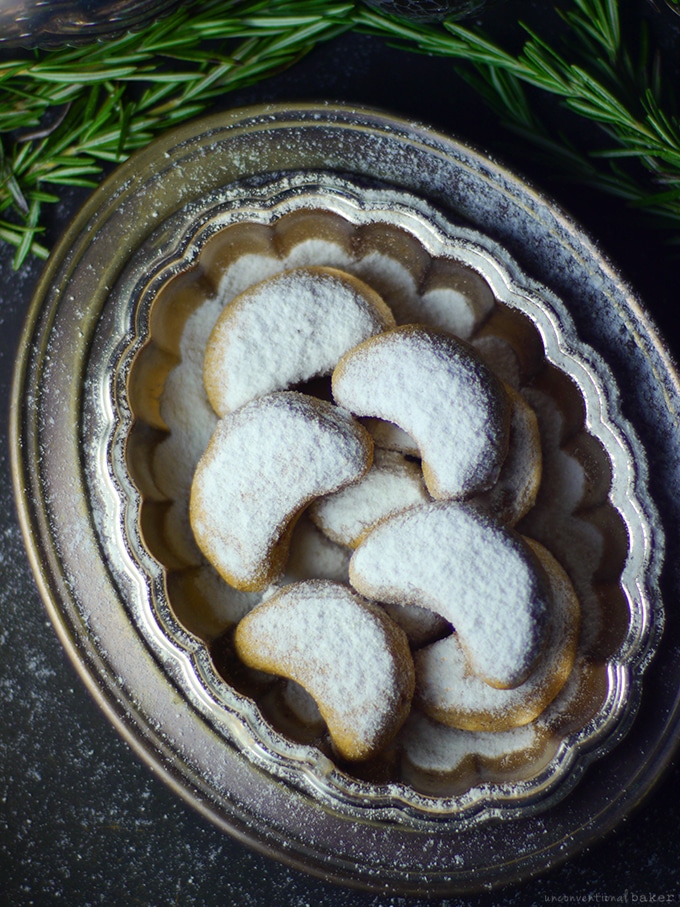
<box><xmin>10</xmin><ymin>103</ymin><xmax>677</xmax><ymax>895</ymax></box>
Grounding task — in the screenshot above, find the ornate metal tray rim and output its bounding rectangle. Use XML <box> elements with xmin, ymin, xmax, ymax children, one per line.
<box><xmin>83</xmin><ymin>170</ymin><xmax>664</xmax><ymax>828</ymax></box>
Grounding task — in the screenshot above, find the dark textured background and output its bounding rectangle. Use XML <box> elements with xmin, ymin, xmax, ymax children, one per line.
<box><xmin>1</xmin><ymin>3</ymin><xmax>679</xmax><ymax>904</ymax></box>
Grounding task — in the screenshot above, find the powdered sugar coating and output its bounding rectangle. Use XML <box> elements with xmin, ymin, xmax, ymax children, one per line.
<box><xmin>349</xmin><ymin>501</ymin><xmax>550</xmax><ymax>689</ymax></box>
<box><xmin>204</xmin><ymin>266</ymin><xmax>394</xmax><ymax>417</ymax></box>
<box><xmin>414</xmin><ymin>540</ymin><xmax>580</xmax><ymax>731</ymax></box>
<box><xmin>309</xmin><ymin>448</ymin><xmax>431</xmax><ymax>548</ymax></box>
<box><xmin>234</xmin><ymin>580</ymin><xmax>415</xmax><ymax>761</ymax></box>
<box><xmin>189</xmin><ymin>392</ymin><xmax>373</xmax><ymax>591</ymax></box>
<box><xmin>332</xmin><ymin>325</ymin><xmax>511</xmax><ymax>500</ymax></box>
<box><xmin>401</xmin><ymin>710</ymin><xmax>541</xmax><ymax>776</ymax></box>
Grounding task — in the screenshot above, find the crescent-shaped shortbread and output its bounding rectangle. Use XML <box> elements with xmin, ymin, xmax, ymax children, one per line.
<box><xmin>349</xmin><ymin>501</ymin><xmax>550</xmax><ymax>689</ymax></box>
<box><xmin>309</xmin><ymin>448</ymin><xmax>430</xmax><ymax>549</ymax></box>
<box><xmin>190</xmin><ymin>392</ymin><xmax>373</xmax><ymax>591</ymax></box>
<box><xmin>414</xmin><ymin>539</ymin><xmax>580</xmax><ymax>731</ymax></box>
<box><xmin>468</xmin><ymin>385</ymin><xmax>542</xmax><ymax>526</ymax></box>
<box><xmin>234</xmin><ymin>580</ymin><xmax>415</xmax><ymax>761</ymax></box>
<box><xmin>332</xmin><ymin>325</ymin><xmax>511</xmax><ymax>500</ymax></box>
<box><xmin>204</xmin><ymin>265</ymin><xmax>395</xmax><ymax>416</ymax></box>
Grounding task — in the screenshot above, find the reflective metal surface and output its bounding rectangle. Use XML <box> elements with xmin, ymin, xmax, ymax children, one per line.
<box><xmin>98</xmin><ymin>171</ymin><xmax>659</xmax><ymax>819</ymax></box>
<box><xmin>363</xmin><ymin>0</ymin><xmax>497</xmax><ymax>20</ymax></box>
<box><xmin>0</xmin><ymin>0</ymin><xmax>178</xmax><ymax>47</ymax></box>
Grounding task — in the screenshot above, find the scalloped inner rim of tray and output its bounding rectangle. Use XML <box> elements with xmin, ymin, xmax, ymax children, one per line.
<box><xmin>107</xmin><ymin>173</ymin><xmax>658</xmax><ymax>823</ymax></box>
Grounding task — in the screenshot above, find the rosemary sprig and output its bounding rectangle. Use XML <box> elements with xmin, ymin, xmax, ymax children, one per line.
<box><xmin>457</xmin><ymin>61</ymin><xmax>680</xmax><ymax>233</ymax></box>
<box><xmin>0</xmin><ymin>0</ymin><xmax>353</xmax><ymax>268</ymax></box>
<box><xmin>2</xmin><ymin>0</ymin><xmax>680</xmax><ymax>268</ymax></box>
<box><xmin>355</xmin><ymin>0</ymin><xmax>680</xmax><ymax>231</ymax></box>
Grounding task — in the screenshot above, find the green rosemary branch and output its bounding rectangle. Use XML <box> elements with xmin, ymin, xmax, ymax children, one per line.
<box><xmin>355</xmin><ymin>0</ymin><xmax>680</xmax><ymax>231</ymax></box>
<box><xmin>0</xmin><ymin>0</ymin><xmax>353</xmax><ymax>268</ymax></box>
<box><xmin>2</xmin><ymin>0</ymin><xmax>680</xmax><ymax>268</ymax></box>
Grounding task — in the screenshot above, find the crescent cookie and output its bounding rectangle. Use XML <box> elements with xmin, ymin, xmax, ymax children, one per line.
<box><xmin>190</xmin><ymin>392</ymin><xmax>373</xmax><ymax>591</ymax></box>
<box><xmin>204</xmin><ymin>265</ymin><xmax>395</xmax><ymax>416</ymax></box>
<box><xmin>234</xmin><ymin>580</ymin><xmax>415</xmax><ymax>761</ymax></box>
<box><xmin>414</xmin><ymin>539</ymin><xmax>580</xmax><ymax>731</ymax></box>
<box><xmin>309</xmin><ymin>448</ymin><xmax>430</xmax><ymax>549</ymax></box>
<box><xmin>349</xmin><ymin>501</ymin><xmax>551</xmax><ymax>689</ymax></box>
<box><xmin>332</xmin><ymin>325</ymin><xmax>511</xmax><ymax>500</ymax></box>
<box><xmin>400</xmin><ymin>711</ymin><xmax>546</xmax><ymax>787</ymax></box>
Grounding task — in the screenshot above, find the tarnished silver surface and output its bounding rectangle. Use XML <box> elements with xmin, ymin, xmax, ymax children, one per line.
<box><xmin>10</xmin><ymin>104</ymin><xmax>675</xmax><ymax>895</ymax></box>
<box><xmin>363</xmin><ymin>0</ymin><xmax>496</xmax><ymax>21</ymax></box>
<box><xmin>0</xmin><ymin>0</ymin><xmax>178</xmax><ymax>47</ymax></box>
